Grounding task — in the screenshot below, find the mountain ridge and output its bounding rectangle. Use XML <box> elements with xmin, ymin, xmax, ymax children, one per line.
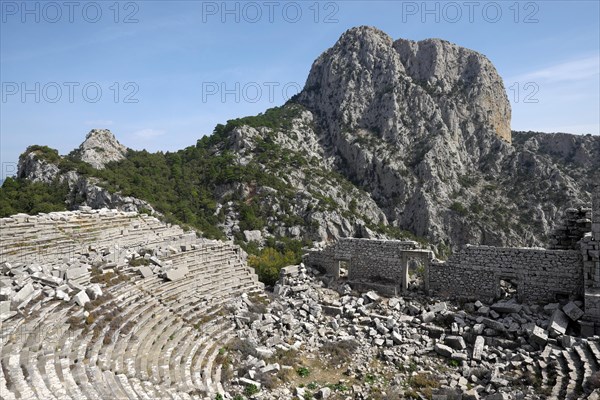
<box><xmin>4</xmin><ymin>26</ymin><xmax>599</xmax><ymax>257</ymax></box>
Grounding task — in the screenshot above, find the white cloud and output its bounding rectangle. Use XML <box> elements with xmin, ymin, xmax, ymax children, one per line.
<box><xmin>132</xmin><ymin>128</ymin><xmax>166</xmax><ymax>138</ymax></box>
<box><xmin>510</xmin><ymin>55</ymin><xmax>599</xmax><ymax>83</ymax></box>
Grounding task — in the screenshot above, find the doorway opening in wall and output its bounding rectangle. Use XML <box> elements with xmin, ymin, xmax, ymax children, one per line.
<box><xmin>408</xmin><ymin>259</ymin><xmax>426</xmax><ymax>290</ymax></box>
<box><xmin>338</xmin><ymin>260</ymin><xmax>348</xmax><ymax>278</ymax></box>
<box><xmin>499</xmin><ymin>278</ymin><xmax>518</xmax><ymax>300</ymax></box>
<box><xmin>555</xmin><ymin>292</ymin><xmax>570</xmax><ymax>305</ymax></box>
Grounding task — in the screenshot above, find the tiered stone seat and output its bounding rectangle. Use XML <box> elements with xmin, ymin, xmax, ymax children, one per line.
<box><xmin>534</xmin><ymin>340</ymin><xmax>600</xmax><ymax>399</ymax></box>
<box><xmin>1</xmin><ymin>209</ymin><xmax>263</xmax><ymax>400</ymax></box>
<box><xmin>0</xmin><ymin>210</ymin><xmax>186</xmax><ymax>265</ymax></box>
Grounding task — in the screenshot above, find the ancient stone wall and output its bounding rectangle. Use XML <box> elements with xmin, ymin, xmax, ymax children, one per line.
<box><xmin>593</xmin><ymin>182</ymin><xmax>600</xmax><ymax>242</ymax></box>
<box><xmin>429</xmin><ymin>246</ymin><xmax>582</xmax><ymax>303</ymax></box>
<box><xmin>303</xmin><ymin>245</ymin><xmax>335</xmax><ymax>275</ymax></box>
<box><xmin>304</xmin><ymin>238</ymin><xmax>433</xmax><ymax>290</ymax></box>
<box><xmin>582</xmin><ymin>183</ymin><xmax>600</xmax><ymax>330</ymax></box>
<box><xmin>548</xmin><ymin>207</ymin><xmax>592</xmax><ymax>250</ymax></box>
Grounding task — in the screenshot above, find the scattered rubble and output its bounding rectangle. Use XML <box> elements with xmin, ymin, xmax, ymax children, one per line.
<box><xmin>224</xmin><ymin>264</ymin><xmax>600</xmax><ymax>399</ymax></box>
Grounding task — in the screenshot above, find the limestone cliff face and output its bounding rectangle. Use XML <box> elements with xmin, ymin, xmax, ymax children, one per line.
<box><xmin>72</xmin><ymin>129</ymin><xmax>127</xmax><ymax>169</ymax></box>
<box><xmin>299</xmin><ymin>26</ymin><xmax>511</xmax><ymax>144</ymax></box>
<box><xmin>17</xmin><ymin>152</ymin><xmax>60</xmax><ymax>183</ymax></box>
<box><xmin>295</xmin><ymin>26</ymin><xmax>518</xmax><ymax>247</ymax></box>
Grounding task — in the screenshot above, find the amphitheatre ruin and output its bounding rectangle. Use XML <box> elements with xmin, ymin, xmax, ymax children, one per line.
<box><xmin>0</xmin><ymin>185</ymin><xmax>599</xmax><ymax>399</ymax></box>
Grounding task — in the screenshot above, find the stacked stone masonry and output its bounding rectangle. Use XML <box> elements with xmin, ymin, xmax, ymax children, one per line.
<box><xmin>548</xmin><ymin>207</ymin><xmax>592</xmax><ymax>250</ymax></box>
<box><xmin>594</xmin><ymin>182</ymin><xmax>600</xmax><ymax>242</ymax></box>
<box><xmin>304</xmin><ymin>238</ymin><xmax>433</xmax><ymax>293</ymax></box>
<box><xmin>581</xmin><ymin>183</ymin><xmax>600</xmax><ymax>331</ymax></box>
<box><xmin>428</xmin><ymin>246</ymin><xmax>582</xmax><ymax>303</ymax></box>
<box><xmin>306</xmin><ymin>183</ymin><xmax>600</xmax><ymax>334</ymax></box>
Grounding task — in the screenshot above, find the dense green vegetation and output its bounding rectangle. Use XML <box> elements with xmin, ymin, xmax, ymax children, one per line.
<box><xmin>244</xmin><ymin>237</ymin><xmax>311</xmax><ymax>286</ymax></box>
<box><xmin>0</xmin><ymin>177</ymin><xmax>68</xmax><ymax>216</ymax></box>
<box><xmin>1</xmin><ymin>105</ymin><xmax>319</xmax><ymax>285</ymax></box>
<box><xmin>1</xmin><ymin>103</ymin><xmax>425</xmax><ymax>284</ymax></box>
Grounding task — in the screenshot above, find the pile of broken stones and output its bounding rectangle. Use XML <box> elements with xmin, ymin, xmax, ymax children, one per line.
<box><xmin>224</xmin><ymin>264</ymin><xmax>600</xmax><ymax>399</ymax></box>
<box><xmin>0</xmin><ymin>241</ymin><xmax>192</xmax><ymax>322</ymax></box>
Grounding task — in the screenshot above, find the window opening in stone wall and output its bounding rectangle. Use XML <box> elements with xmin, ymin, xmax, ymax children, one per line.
<box><xmin>499</xmin><ymin>278</ymin><xmax>518</xmax><ymax>300</ymax></box>
<box><xmin>339</xmin><ymin>260</ymin><xmax>348</xmax><ymax>278</ymax></box>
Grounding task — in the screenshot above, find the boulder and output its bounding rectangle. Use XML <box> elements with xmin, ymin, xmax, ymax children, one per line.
<box><xmin>435</xmin><ymin>343</ymin><xmax>453</xmax><ymax>358</ymax></box>
<box><xmin>243</xmin><ymin>230</ymin><xmax>262</xmax><ymax>242</ymax></box>
<box><xmin>562</xmin><ymin>302</ymin><xmax>584</xmax><ymax>321</ymax></box>
<box><xmin>548</xmin><ymin>310</ymin><xmax>569</xmax><ymax>335</ymax></box>
<box><xmin>74</xmin><ymin>290</ymin><xmax>90</xmax><ymax>307</ymax></box>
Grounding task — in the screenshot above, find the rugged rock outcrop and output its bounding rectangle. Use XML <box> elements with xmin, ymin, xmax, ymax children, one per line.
<box><xmin>71</xmin><ymin>129</ymin><xmax>127</xmax><ymax>169</ymax></box>
<box><xmin>299</xmin><ymin>26</ymin><xmax>511</xmax><ymax>144</ymax></box>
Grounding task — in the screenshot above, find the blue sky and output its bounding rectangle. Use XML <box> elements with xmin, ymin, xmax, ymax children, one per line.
<box><xmin>1</xmin><ymin>0</ymin><xmax>599</xmax><ymax>177</ymax></box>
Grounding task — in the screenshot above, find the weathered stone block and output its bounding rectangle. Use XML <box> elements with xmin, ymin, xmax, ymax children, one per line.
<box><xmin>445</xmin><ymin>335</ymin><xmax>466</xmax><ymax>350</ymax></box>
<box><xmin>138</xmin><ymin>266</ymin><xmax>153</xmax><ymax>278</ymax></box>
<box><xmin>165</xmin><ymin>265</ymin><xmax>189</xmax><ymax>281</ymax></box>
<box><xmin>491</xmin><ymin>302</ymin><xmax>522</xmax><ymax>314</ymax></box>
<box><xmin>13</xmin><ymin>283</ymin><xmax>34</xmax><ymax>303</ymax></box>
<box><xmin>472</xmin><ymin>336</ymin><xmax>485</xmax><ymax>361</ymax></box>
<box><xmin>530</xmin><ymin>326</ymin><xmax>548</xmax><ymax>346</ymax></box>
<box><xmin>434</xmin><ymin>343</ymin><xmax>453</xmax><ymax>358</ymax></box>
<box><xmin>549</xmin><ymin>309</ymin><xmax>569</xmax><ymax>335</ymax></box>
<box><xmin>74</xmin><ymin>290</ymin><xmax>90</xmax><ymax>307</ymax></box>
<box><xmin>562</xmin><ymin>301</ymin><xmax>584</xmax><ymax>321</ymax></box>
<box><xmin>481</xmin><ymin>318</ymin><xmax>505</xmax><ymax>332</ymax></box>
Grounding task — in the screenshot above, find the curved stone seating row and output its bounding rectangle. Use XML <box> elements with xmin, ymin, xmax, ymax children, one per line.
<box><xmin>535</xmin><ymin>339</ymin><xmax>600</xmax><ymax>399</ymax></box>
<box><xmin>1</xmin><ymin>287</ymin><xmax>239</xmax><ymax>399</ymax></box>
<box><xmin>0</xmin><ymin>210</ymin><xmax>186</xmax><ymax>264</ymax></box>
<box><xmin>1</xmin><ymin>209</ymin><xmax>263</xmax><ymax>399</ymax></box>
<box><xmin>1</xmin><ymin>268</ymin><xmax>256</xmax><ymax>399</ymax></box>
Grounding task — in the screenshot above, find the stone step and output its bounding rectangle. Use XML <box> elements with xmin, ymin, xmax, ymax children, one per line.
<box><xmin>116</xmin><ymin>373</ymin><xmax>138</xmax><ymax>399</ymax></box>
<box><xmin>144</xmin><ymin>315</ymin><xmax>183</xmax><ymax>384</ymax></box>
<box><xmin>202</xmin><ymin>329</ymin><xmax>235</xmax><ymax>395</ymax></box>
<box><xmin>103</xmin><ymin>369</ymin><xmax>130</xmax><ymax>399</ymax></box>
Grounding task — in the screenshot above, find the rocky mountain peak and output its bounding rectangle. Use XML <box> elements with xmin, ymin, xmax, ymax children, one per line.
<box><xmin>73</xmin><ymin>129</ymin><xmax>127</xmax><ymax>169</ymax></box>
<box><xmin>299</xmin><ymin>26</ymin><xmax>511</xmax><ymax>144</ymax></box>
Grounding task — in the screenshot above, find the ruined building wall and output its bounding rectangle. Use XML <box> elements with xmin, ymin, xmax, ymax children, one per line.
<box><xmin>304</xmin><ymin>185</ymin><xmax>599</xmax><ymax>309</ymax></box>
<box><xmin>594</xmin><ymin>183</ymin><xmax>600</xmax><ymax>242</ymax></box>
<box><xmin>334</xmin><ymin>239</ymin><xmax>418</xmax><ymax>283</ymax></box>
<box><xmin>303</xmin><ymin>238</ymin><xmax>418</xmax><ymax>281</ymax></box>
<box><xmin>429</xmin><ymin>246</ymin><xmax>582</xmax><ymax>303</ymax></box>
<box><xmin>582</xmin><ymin>183</ymin><xmax>600</xmax><ymax>324</ymax></box>
<box><xmin>548</xmin><ymin>207</ymin><xmax>592</xmax><ymax>250</ymax></box>
<box><xmin>303</xmin><ymin>246</ymin><xmax>335</xmax><ymax>275</ymax></box>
